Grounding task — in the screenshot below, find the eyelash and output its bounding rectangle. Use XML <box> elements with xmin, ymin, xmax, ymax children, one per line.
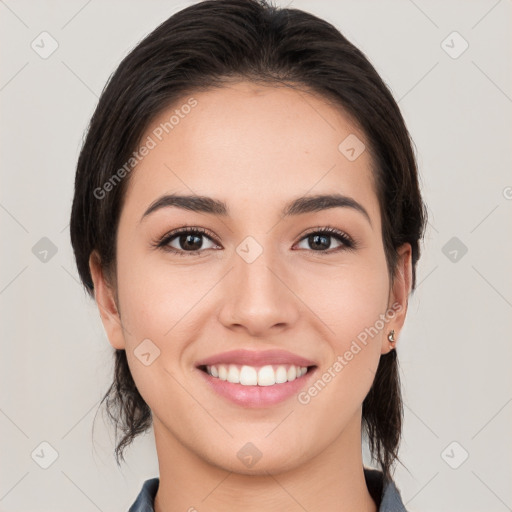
<box><xmin>152</xmin><ymin>225</ymin><xmax>357</xmax><ymax>257</ymax></box>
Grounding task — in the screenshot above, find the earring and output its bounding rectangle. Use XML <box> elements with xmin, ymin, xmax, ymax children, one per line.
<box><xmin>388</xmin><ymin>329</ymin><xmax>395</xmax><ymax>343</ymax></box>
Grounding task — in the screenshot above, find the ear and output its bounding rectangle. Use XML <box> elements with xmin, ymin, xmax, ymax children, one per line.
<box><xmin>88</xmin><ymin>250</ymin><xmax>126</xmax><ymax>350</ymax></box>
<box><xmin>381</xmin><ymin>243</ymin><xmax>413</xmax><ymax>355</ymax></box>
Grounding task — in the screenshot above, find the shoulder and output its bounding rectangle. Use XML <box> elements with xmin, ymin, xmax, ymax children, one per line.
<box><xmin>128</xmin><ymin>477</ymin><xmax>159</xmax><ymax>512</ymax></box>
<box><xmin>364</xmin><ymin>468</ymin><xmax>409</xmax><ymax>512</ymax></box>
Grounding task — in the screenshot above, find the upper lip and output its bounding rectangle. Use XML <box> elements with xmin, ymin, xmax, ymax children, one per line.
<box><xmin>195</xmin><ymin>349</ymin><xmax>317</xmax><ymax>368</ymax></box>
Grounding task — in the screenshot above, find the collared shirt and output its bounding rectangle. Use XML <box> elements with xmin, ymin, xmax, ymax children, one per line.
<box><xmin>128</xmin><ymin>468</ymin><xmax>408</xmax><ymax>511</ymax></box>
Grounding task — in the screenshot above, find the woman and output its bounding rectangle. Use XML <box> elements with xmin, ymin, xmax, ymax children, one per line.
<box><xmin>70</xmin><ymin>1</ymin><xmax>427</xmax><ymax>510</ymax></box>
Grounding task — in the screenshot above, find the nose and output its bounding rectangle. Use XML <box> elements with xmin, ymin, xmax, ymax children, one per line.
<box><xmin>217</xmin><ymin>244</ymin><xmax>301</xmax><ymax>337</ymax></box>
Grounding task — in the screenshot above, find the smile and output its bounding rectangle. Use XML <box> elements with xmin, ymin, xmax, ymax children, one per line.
<box><xmin>195</xmin><ymin>349</ymin><xmax>318</xmax><ymax>407</ymax></box>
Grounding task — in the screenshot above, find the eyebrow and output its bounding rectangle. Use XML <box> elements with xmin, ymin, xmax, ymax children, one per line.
<box><xmin>140</xmin><ymin>192</ymin><xmax>372</xmax><ymax>226</ymax></box>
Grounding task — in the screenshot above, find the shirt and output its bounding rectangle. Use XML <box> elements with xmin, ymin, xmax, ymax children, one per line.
<box><xmin>128</xmin><ymin>468</ymin><xmax>408</xmax><ymax>511</ymax></box>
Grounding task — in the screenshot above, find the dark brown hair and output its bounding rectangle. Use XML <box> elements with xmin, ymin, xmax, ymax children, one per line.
<box><xmin>70</xmin><ymin>0</ymin><xmax>427</xmax><ymax>480</ymax></box>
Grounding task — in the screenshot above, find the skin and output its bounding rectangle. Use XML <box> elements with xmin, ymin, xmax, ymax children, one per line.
<box><xmin>89</xmin><ymin>81</ymin><xmax>412</xmax><ymax>512</ymax></box>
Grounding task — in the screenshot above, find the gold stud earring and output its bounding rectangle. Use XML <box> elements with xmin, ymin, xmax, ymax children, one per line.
<box><xmin>388</xmin><ymin>329</ymin><xmax>395</xmax><ymax>343</ymax></box>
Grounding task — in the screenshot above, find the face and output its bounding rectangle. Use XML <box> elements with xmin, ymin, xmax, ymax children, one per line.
<box><xmin>90</xmin><ymin>81</ymin><xmax>411</xmax><ymax>475</ymax></box>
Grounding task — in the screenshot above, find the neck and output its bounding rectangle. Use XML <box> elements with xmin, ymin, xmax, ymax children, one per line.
<box><xmin>152</xmin><ymin>413</ymin><xmax>377</xmax><ymax>512</ymax></box>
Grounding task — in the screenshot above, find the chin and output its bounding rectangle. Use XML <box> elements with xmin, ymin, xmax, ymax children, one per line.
<box><xmin>201</xmin><ymin>440</ymin><xmax>308</xmax><ymax>476</ymax></box>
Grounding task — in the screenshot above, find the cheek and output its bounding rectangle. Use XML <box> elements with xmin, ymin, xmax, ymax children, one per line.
<box><xmin>117</xmin><ymin>268</ymin><xmax>196</xmax><ymax>416</ymax></box>
<box><xmin>295</xmin><ymin>256</ymin><xmax>390</xmax><ymax>394</ymax></box>
<box><xmin>295</xmin><ymin>270</ymin><xmax>390</xmax><ymax>424</ymax></box>
<box><xmin>114</xmin><ymin>248</ymin><xmax>219</xmax><ymax>401</ymax></box>
<box><xmin>330</xmin><ymin>275</ymin><xmax>390</xmax><ymax>348</ymax></box>
<box><xmin>115</xmin><ymin>233</ymin><xmax>205</xmax><ymax>337</ymax></box>
<box><xmin>293</xmin><ymin>255</ymin><xmax>390</xmax><ymax>345</ymax></box>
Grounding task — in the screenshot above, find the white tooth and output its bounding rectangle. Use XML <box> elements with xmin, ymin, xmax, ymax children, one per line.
<box><xmin>275</xmin><ymin>365</ymin><xmax>288</xmax><ymax>384</ymax></box>
<box><xmin>258</xmin><ymin>365</ymin><xmax>276</xmax><ymax>386</ymax></box>
<box><xmin>218</xmin><ymin>364</ymin><xmax>228</xmax><ymax>381</ymax></box>
<box><xmin>227</xmin><ymin>364</ymin><xmax>240</xmax><ymax>384</ymax></box>
<box><xmin>239</xmin><ymin>365</ymin><xmax>258</xmax><ymax>386</ymax></box>
<box><xmin>209</xmin><ymin>364</ymin><xmax>305</xmax><ymax>385</ymax></box>
<box><xmin>287</xmin><ymin>365</ymin><xmax>297</xmax><ymax>381</ymax></box>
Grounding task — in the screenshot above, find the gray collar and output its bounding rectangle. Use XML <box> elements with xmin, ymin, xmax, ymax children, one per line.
<box><xmin>129</xmin><ymin>468</ymin><xmax>408</xmax><ymax>511</ymax></box>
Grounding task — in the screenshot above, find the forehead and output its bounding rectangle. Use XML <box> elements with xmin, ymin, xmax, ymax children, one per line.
<box><xmin>122</xmin><ymin>81</ymin><xmax>379</xmax><ymax>225</ymax></box>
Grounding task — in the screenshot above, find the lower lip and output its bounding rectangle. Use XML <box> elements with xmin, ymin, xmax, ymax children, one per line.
<box><xmin>197</xmin><ymin>367</ymin><xmax>317</xmax><ymax>407</ymax></box>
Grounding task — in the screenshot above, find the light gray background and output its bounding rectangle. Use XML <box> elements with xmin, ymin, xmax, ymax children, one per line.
<box><xmin>1</xmin><ymin>1</ymin><xmax>511</xmax><ymax>511</ymax></box>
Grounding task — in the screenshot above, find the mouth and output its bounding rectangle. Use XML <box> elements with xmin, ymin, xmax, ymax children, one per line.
<box><xmin>196</xmin><ymin>362</ymin><xmax>318</xmax><ymax>407</ymax></box>
<box><xmin>197</xmin><ymin>363</ymin><xmax>316</xmax><ymax>386</ymax></box>
<box><xmin>194</xmin><ymin>349</ymin><xmax>318</xmax><ymax>407</ymax></box>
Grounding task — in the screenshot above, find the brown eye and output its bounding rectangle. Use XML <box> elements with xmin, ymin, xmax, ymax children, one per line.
<box><xmin>155</xmin><ymin>227</ymin><xmax>220</xmax><ymax>256</ymax></box>
<box><xmin>295</xmin><ymin>227</ymin><xmax>355</xmax><ymax>254</ymax></box>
